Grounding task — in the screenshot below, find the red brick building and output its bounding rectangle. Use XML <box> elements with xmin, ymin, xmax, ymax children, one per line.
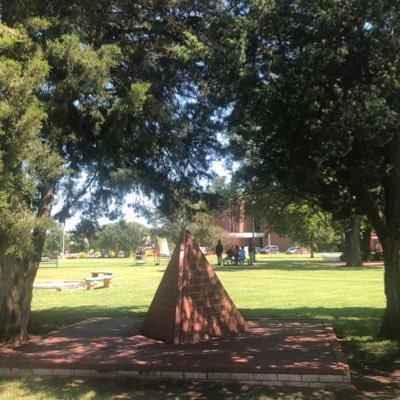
<box><xmin>215</xmin><ymin>210</ymin><xmax>293</xmax><ymax>251</ymax></box>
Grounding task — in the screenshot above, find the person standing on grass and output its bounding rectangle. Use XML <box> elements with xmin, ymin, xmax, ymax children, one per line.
<box><xmin>215</xmin><ymin>239</ymin><xmax>223</xmax><ymax>266</ymax></box>
<box><xmin>248</xmin><ymin>241</ymin><xmax>255</xmax><ymax>265</ymax></box>
<box><xmin>232</xmin><ymin>245</ymin><xmax>240</xmax><ymax>265</ymax></box>
<box><xmin>239</xmin><ymin>246</ymin><xmax>246</xmax><ymax>265</ymax></box>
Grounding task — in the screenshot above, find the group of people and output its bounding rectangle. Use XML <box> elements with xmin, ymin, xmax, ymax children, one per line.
<box><xmin>215</xmin><ymin>240</ymin><xmax>254</xmax><ymax>266</ymax></box>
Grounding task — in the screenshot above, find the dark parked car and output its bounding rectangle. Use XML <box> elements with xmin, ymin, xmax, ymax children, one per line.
<box><xmin>285</xmin><ymin>246</ymin><xmax>303</xmax><ymax>254</ymax></box>
<box><xmin>259</xmin><ymin>245</ymin><xmax>280</xmax><ymax>254</ymax></box>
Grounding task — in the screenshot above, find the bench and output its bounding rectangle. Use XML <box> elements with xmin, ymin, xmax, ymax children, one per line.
<box><xmin>223</xmin><ymin>257</ymin><xmax>250</xmax><ymax>266</ymax></box>
<box><xmin>39</xmin><ymin>259</ymin><xmax>59</xmax><ymax>268</ymax></box>
<box><xmin>84</xmin><ymin>272</ymin><xmax>113</xmax><ymax>289</ymax></box>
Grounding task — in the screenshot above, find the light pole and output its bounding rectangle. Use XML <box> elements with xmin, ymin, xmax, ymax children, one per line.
<box><xmin>251</xmin><ymin>205</ymin><xmax>256</xmax><ymax>263</ymax></box>
<box><xmin>62</xmin><ymin>223</ymin><xmax>65</xmax><ymax>259</ymax></box>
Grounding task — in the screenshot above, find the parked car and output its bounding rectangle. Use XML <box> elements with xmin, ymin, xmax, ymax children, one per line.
<box><xmin>259</xmin><ymin>245</ymin><xmax>280</xmax><ymax>254</ymax></box>
<box><xmin>286</xmin><ymin>246</ymin><xmax>303</xmax><ymax>254</ymax></box>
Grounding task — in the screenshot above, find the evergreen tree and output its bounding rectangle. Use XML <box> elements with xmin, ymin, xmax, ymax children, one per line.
<box><xmin>199</xmin><ymin>0</ymin><xmax>400</xmax><ymax>339</ymax></box>
<box><xmin>0</xmin><ymin>1</ymin><xmax>221</xmax><ymax>343</ymax></box>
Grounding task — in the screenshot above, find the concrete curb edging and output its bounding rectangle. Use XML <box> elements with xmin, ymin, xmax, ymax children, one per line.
<box><xmin>0</xmin><ymin>367</ymin><xmax>351</xmax><ymax>388</ymax></box>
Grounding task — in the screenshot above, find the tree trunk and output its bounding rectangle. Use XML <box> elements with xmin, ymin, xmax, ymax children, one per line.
<box><xmin>0</xmin><ymin>255</ymin><xmax>38</xmax><ymax>343</ymax></box>
<box><xmin>380</xmin><ymin>237</ymin><xmax>400</xmax><ymax>339</ymax></box>
<box><xmin>361</xmin><ymin>224</ymin><xmax>372</xmax><ymax>261</ymax></box>
<box><xmin>0</xmin><ymin>184</ymin><xmax>54</xmax><ymax>344</ymax></box>
<box><xmin>345</xmin><ymin>215</ymin><xmax>362</xmax><ymax>267</ymax></box>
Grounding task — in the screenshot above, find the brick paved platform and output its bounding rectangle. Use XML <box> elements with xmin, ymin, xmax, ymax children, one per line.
<box><xmin>0</xmin><ymin>317</ymin><xmax>350</xmax><ymax>387</ymax></box>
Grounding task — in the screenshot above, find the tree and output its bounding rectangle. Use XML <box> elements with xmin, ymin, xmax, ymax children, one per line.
<box><xmin>343</xmin><ymin>215</ymin><xmax>362</xmax><ymax>267</ymax></box>
<box><xmin>239</xmin><ymin>190</ymin><xmax>340</xmax><ymax>257</ymax></box>
<box><xmin>42</xmin><ymin>221</ymin><xmax>64</xmax><ymax>258</ymax></box>
<box><xmin>72</xmin><ymin>219</ymin><xmax>99</xmax><ymax>254</ymax></box>
<box><xmin>152</xmin><ymin>204</ymin><xmax>227</xmax><ymax>250</ymax></box>
<box><xmin>201</xmin><ymin>0</ymin><xmax>400</xmax><ymax>338</ymax></box>
<box><xmin>0</xmin><ymin>1</ymin><xmax>220</xmax><ymax>343</ymax></box>
<box><xmin>0</xmin><ymin>23</ymin><xmax>53</xmax><ymax>343</ymax></box>
<box><xmin>96</xmin><ymin>221</ymin><xmax>150</xmax><ymax>257</ymax></box>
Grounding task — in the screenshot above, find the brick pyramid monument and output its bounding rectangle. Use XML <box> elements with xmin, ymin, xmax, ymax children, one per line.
<box><xmin>141</xmin><ymin>230</ymin><xmax>249</xmax><ymax>344</ymax></box>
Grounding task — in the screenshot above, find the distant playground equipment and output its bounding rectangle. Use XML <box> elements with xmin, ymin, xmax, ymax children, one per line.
<box><xmin>135</xmin><ymin>247</ymin><xmax>146</xmax><ymax>265</ymax></box>
<box><xmin>135</xmin><ymin>237</ymin><xmax>171</xmax><ymax>265</ymax></box>
<box><xmin>154</xmin><ymin>237</ymin><xmax>171</xmax><ymax>265</ymax></box>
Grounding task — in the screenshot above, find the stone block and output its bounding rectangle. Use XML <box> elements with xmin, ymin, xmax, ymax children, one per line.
<box><xmin>277</xmin><ymin>373</ymin><xmax>301</xmax><ymax>382</ymax></box>
<box><xmin>254</xmin><ymin>373</ymin><xmax>278</xmax><ymax>381</ymax></box>
<box><xmin>161</xmin><ymin>371</ymin><xmax>184</xmax><ymax>379</ymax></box>
<box><xmin>33</xmin><ymin>368</ymin><xmax>54</xmax><ymax>376</ymax></box>
<box><xmin>301</xmin><ymin>374</ymin><xmax>320</xmax><ymax>382</ymax></box>
<box><xmin>74</xmin><ymin>369</ymin><xmax>98</xmax><ymax>377</ymax></box>
<box><xmin>95</xmin><ymin>370</ymin><xmax>118</xmax><ymax>377</ymax></box>
<box><xmin>117</xmin><ymin>370</ymin><xmax>140</xmax><ymax>377</ymax></box>
<box><xmin>207</xmin><ymin>372</ymin><xmax>231</xmax><ymax>380</ymax></box>
<box><xmin>139</xmin><ymin>370</ymin><xmax>162</xmax><ymax>378</ymax></box>
<box><xmin>319</xmin><ymin>374</ymin><xmax>344</xmax><ymax>383</ymax></box>
<box><xmin>231</xmin><ymin>372</ymin><xmax>254</xmax><ymax>381</ymax></box>
<box><xmin>184</xmin><ymin>372</ymin><xmax>207</xmax><ymax>380</ymax></box>
<box><xmin>53</xmin><ymin>369</ymin><xmax>73</xmax><ymax>376</ymax></box>
<box><xmin>11</xmin><ymin>368</ymin><xmax>33</xmax><ymax>376</ymax></box>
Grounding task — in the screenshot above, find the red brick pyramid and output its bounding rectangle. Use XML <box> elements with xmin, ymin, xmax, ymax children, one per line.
<box><xmin>141</xmin><ymin>230</ymin><xmax>249</xmax><ymax>344</ymax></box>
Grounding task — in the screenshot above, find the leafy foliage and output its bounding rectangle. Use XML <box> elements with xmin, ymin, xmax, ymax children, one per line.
<box><xmin>2</xmin><ymin>1</ymin><xmax>223</xmax><ymax>222</ymax></box>
<box><xmin>255</xmin><ymin>191</ymin><xmax>340</xmax><ymax>252</ymax></box>
<box><xmin>152</xmin><ymin>205</ymin><xmax>227</xmax><ymax>248</ymax></box>
<box><xmin>95</xmin><ymin>221</ymin><xmax>150</xmax><ymax>256</ymax></box>
<box><xmin>0</xmin><ymin>23</ymin><xmax>60</xmax><ymax>256</ymax></box>
<box><xmin>200</xmin><ymin>0</ymin><xmax>400</xmax><ymax>338</ymax></box>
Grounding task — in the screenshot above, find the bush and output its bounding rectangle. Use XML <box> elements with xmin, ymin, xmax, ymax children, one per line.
<box><xmin>78</xmin><ymin>252</ymin><xmax>86</xmax><ymax>258</ymax></box>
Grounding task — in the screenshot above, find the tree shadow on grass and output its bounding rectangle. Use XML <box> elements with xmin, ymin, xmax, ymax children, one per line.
<box><xmin>215</xmin><ymin>259</ymin><xmax>384</xmax><ymax>272</ymax></box>
<box><xmin>23</xmin><ymin>306</ymin><xmax>398</xmax><ymax>400</ymax></box>
<box><xmin>29</xmin><ymin>305</ymin><xmax>147</xmax><ymax>336</ymax></box>
<box><xmin>0</xmin><ymin>376</ymin><xmax>364</xmax><ymax>400</ymax></box>
<box><xmin>240</xmin><ymin>306</ymin><xmax>384</xmax><ymax>338</ymax></box>
<box><xmin>29</xmin><ymin>304</ymin><xmax>384</xmax><ymax>339</ymax></box>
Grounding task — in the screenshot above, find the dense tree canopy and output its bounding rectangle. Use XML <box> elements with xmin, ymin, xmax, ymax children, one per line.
<box><xmin>96</xmin><ymin>220</ymin><xmax>150</xmax><ymax>257</ymax></box>
<box><xmin>0</xmin><ymin>1</ymin><xmax>223</xmax><ymax>343</ymax></box>
<box><xmin>193</xmin><ymin>0</ymin><xmax>400</xmax><ymax>338</ymax></box>
<box><xmin>151</xmin><ymin>204</ymin><xmax>227</xmax><ymax>249</ymax></box>
<box><xmin>249</xmin><ymin>191</ymin><xmax>341</xmax><ymax>256</ymax></box>
<box><xmin>2</xmin><ymin>0</ymin><xmax>222</xmax><ymax>218</ymax></box>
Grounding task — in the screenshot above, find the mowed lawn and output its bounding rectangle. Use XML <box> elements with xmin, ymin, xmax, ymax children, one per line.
<box><xmin>29</xmin><ymin>254</ymin><xmax>385</xmax><ymax>338</ymax></box>
<box><xmin>2</xmin><ymin>254</ymin><xmax>395</xmax><ymax>400</ymax></box>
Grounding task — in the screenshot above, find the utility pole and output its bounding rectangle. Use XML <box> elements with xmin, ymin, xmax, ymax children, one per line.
<box><xmin>62</xmin><ymin>223</ymin><xmax>65</xmax><ymax>259</ymax></box>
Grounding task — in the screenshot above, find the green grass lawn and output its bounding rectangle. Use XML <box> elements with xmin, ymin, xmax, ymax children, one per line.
<box><xmin>29</xmin><ymin>254</ymin><xmax>385</xmax><ymax>339</ymax></box>
<box><xmin>1</xmin><ymin>254</ymin><xmax>398</xmax><ymax>400</ymax></box>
